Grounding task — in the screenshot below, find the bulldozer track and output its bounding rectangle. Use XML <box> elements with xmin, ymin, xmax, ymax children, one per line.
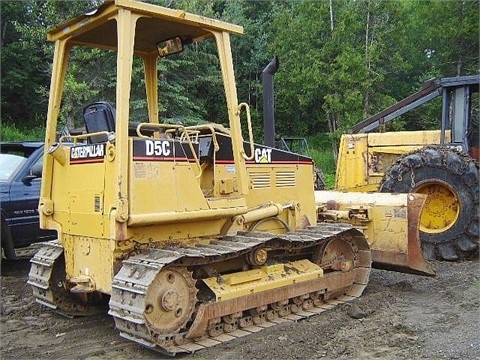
<box><xmin>28</xmin><ymin>240</ymin><xmax>64</xmax><ymax>312</ymax></box>
<box><xmin>27</xmin><ymin>224</ymin><xmax>370</xmax><ymax>355</ymax></box>
<box><xmin>109</xmin><ymin>223</ymin><xmax>371</xmax><ymax>355</ymax></box>
<box><xmin>28</xmin><ymin>240</ymin><xmax>106</xmax><ymax>317</ymax></box>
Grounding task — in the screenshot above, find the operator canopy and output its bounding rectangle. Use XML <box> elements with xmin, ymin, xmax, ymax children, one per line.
<box><xmin>47</xmin><ymin>0</ymin><xmax>243</xmax><ymax>55</ymax></box>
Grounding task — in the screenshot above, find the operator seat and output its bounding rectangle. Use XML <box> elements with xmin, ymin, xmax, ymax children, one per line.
<box><xmin>83</xmin><ymin>101</ymin><xmax>116</xmax><ymax>143</ymax></box>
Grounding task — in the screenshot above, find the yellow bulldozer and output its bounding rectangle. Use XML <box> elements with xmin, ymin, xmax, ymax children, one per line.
<box><xmin>28</xmin><ymin>0</ymin><xmax>432</xmax><ymax>355</ymax></box>
<box><xmin>335</xmin><ymin>76</ymin><xmax>479</xmax><ymax>261</ymax></box>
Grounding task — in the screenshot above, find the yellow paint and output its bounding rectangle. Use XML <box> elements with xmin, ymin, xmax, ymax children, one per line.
<box><xmin>202</xmin><ymin>260</ymin><xmax>323</xmax><ymax>301</ymax></box>
<box><xmin>39</xmin><ymin>0</ymin><xmax>318</xmax><ymax>296</ymax></box>
<box><xmin>315</xmin><ymin>191</ymin><xmax>413</xmax><ymax>253</ymax></box>
<box><xmin>63</xmin><ymin>234</ymin><xmax>115</xmax><ymax>293</ymax></box>
<box><xmin>335</xmin><ymin>134</ymin><xmax>369</xmax><ymax>190</ymax></box>
<box><xmin>415</xmin><ymin>182</ymin><xmax>459</xmax><ymax>234</ymax></box>
<box><xmin>335</xmin><ymin>130</ymin><xmax>451</xmax><ymax>191</ymax></box>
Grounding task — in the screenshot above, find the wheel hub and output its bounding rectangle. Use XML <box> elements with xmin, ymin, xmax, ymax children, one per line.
<box><xmin>313</xmin><ymin>237</ymin><xmax>355</xmax><ymax>272</ymax></box>
<box><xmin>161</xmin><ymin>289</ymin><xmax>180</xmax><ymax>312</ymax></box>
<box><xmin>144</xmin><ymin>267</ymin><xmax>197</xmax><ymax>334</ymax></box>
<box><xmin>415</xmin><ymin>181</ymin><xmax>460</xmax><ymax>234</ymax></box>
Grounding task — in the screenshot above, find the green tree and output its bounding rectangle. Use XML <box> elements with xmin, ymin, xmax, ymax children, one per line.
<box><xmin>406</xmin><ymin>0</ymin><xmax>479</xmax><ymax>78</ymax></box>
<box><xmin>1</xmin><ymin>1</ymin><xmax>50</xmax><ymax>127</ymax></box>
<box><xmin>3</xmin><ymin>0</ymin><xmax>478</xmax><ymax>143</ymax></box>
<box><xmin>396</xmin><ymin>0</ymin><xmax>479</xmax><ymax>131</ymax></box>
<box><xmin>1</xmin><ymin>0</ymin><xmax>103</xmax><ymax>131</ymax></box>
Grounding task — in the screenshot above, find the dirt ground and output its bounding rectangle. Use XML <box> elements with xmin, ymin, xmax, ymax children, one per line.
<box><xmin>1</xmin><ymin>251</ymin><xmax>479</xmax><ymax>360</ymax></box>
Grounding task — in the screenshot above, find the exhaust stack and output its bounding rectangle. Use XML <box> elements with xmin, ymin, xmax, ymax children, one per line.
<box><xmin>262</xmin><ymin>56</ymin><xmax>280</xmax><ymax>147</ymax></box>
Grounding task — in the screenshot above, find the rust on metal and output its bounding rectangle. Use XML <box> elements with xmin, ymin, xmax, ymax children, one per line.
<box><xmin>372</xmin><ymin>193</ymin><xmax>435</xmax><ymax>276</ymax></box>
<box><xmin>105</xmin><ymin>223</ymin><xmax>371</xmax><ymax>355</ymax></box>
<box><xmin>186</xmin><ymin>271</ymin><xmax>355</xmax><ymax>338</ymax></box>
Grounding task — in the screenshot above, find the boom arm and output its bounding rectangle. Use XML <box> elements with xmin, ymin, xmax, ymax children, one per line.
<box><xmin>350</xmin><ymin>75</ymin><xmax>479</xmax><ymax>134</ymax></box>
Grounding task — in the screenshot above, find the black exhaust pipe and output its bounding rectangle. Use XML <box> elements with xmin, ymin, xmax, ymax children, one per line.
<box><xmin>263</xmin><ymin>56</ymin><xmax>280</xmax><ymax>147</ymax></box>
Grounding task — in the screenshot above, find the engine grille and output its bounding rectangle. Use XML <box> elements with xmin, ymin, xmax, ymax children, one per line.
<box><xmin>275</xmin><ymin>171</ymin><xmax>296</xmax><ymax>188</ymax></box>
<box><xmin>249</xmin><ymin>171</ymin><xmax>271</xmax><ymax>189</ymax></box>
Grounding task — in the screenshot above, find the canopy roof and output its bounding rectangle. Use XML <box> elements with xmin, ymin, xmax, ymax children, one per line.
<box><xmin>48</xmin><ymin>0</ymin><xmax>243</xmax><ymax>55</ymax></box>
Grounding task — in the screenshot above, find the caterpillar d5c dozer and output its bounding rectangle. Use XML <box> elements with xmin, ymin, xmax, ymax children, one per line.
<box><xmin>28</xmin><ymin>0</ymin><xmax>432</xmax><ymax>355</ymax></box>
<box><xmin>335</xmin><ymin>76</ymin><xmax>479</xmax><ymax>261</ymax></box>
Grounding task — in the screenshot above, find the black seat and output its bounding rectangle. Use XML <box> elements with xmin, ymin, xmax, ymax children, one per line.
<box><xmin>83</xmin><ymin>102</ymin><xmax>116</xmax><ymax>143</ymax></box>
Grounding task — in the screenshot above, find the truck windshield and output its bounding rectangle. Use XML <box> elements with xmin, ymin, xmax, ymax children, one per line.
<box><xmin>0</xmin><ymin>154</ymin><xmax>26</xmax><ymax>181</ymax></box>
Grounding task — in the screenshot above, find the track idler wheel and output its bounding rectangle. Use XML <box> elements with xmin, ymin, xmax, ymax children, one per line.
<box><xmin>312</xmin><ymin>233</ymin><xmax>370</xmax><ymax>300</ymax></box>
<box><xmin>314</xmin><ymin>236</ymin><xmax>356</xmax><ymax>272</ymax></box>
<box><xmin>144</xmin><ymin>267</ymin><xmax>197</xmax><ymax>334</ymax></box>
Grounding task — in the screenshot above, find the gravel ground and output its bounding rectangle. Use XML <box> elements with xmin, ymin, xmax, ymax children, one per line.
<box><xmin>1</xmin><ymin>254</ymin><xmax>479</xmax><ymax>360</ymax></box>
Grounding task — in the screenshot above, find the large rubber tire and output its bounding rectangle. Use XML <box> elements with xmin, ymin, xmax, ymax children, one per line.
<box><xmin>380</xmin><ymin>146</ymin><xmax>479</xmax><ymax>261</ymax></box>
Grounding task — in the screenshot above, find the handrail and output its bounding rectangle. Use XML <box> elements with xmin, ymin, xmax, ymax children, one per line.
<box><xmin>59</xmin><ymin>131</ymin><xmax>114</xmax><ymax>145</ymax></box>
<box><xmin>136</xmin><ymin>122</ymin><xmax>180</xmax><ymax>138</ymax></box>
<box><xmin>184</xmin><ymin>124</ymin><xmax>226</xmax><ymax>152</ymax></box>
<box><xmin>238</xmin><ymin>102</ymin><xmax>254</xmax><ymax>160</ymax></box>
<box><xmin>186</xmin><ymin>123</ymin><xmax>230</xmax><ymax>136</ymax></box>
<box><xmin>180</xmin><ymin>129</ymin><xmax>200</xmax><ymax>143</ymax></box>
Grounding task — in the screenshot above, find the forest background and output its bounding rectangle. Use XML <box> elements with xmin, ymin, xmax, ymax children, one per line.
<box><xmin>1</xmin><ymin>0</ymin><xmax>478</xmax><ymax>186</ymax></box>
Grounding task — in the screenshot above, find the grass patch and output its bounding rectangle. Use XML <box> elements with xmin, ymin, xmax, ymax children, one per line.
<box><xmin>307</xmin><ymin>134</ymin><xmax>337</xmax><ymax>189</ymax></box>
<box><xmin>1</xmin><ymin>124</ymin><xmax>45</xmax><ymax>142</ymax></box>
<box><xmin>310</xmin><ymin>148</ymin><xmax>336</xmax><ymax>189</ymax></box>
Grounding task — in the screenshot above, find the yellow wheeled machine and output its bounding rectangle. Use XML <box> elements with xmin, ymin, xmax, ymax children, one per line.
<box><xmin>335</xmin><ymin>76</ymin><xmax>479</xmax><ymax>260</ymax></box>
<box><xmin>28</xmin><ymin>0</ymin><xmax>432</xmax><ymax>355</ymax></box>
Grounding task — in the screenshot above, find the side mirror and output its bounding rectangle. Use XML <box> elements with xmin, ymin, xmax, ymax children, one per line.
<box><xmin>31</xmin><ymin>163</ymin><xmax>43</xmax><ymax>177</ymax></box>
<box><xmin>157</xmin><ymin>37</ymin><xmax>184</xmax><ymax>57</ymax></box>
<box><xmin>21</xmin><ymin>163</ymin><xmax>42</xmax><ymax>185</ymax></box>
<box><xmin>21</xmin><ymin>175</ymin><xmax>37</xmax><ymax>185</ymax></box>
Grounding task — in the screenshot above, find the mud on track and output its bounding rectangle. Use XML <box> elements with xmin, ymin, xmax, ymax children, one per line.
<box><xmin>1</xmin><ymin>255</ymin><xmax>479</xmax><ymax>360</ymax></box>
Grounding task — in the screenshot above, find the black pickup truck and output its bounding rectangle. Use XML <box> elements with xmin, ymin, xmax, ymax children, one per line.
<box><xmin>0</xmin><ymin>142</ymin><xmax>56</xmax><ymax>259</ymax></box>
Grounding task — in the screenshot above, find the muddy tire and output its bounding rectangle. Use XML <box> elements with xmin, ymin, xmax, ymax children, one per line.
<box><xmin>380</xmin><ymin>146</ymin><xmax>479</xmax><ymax>261</ymax></box>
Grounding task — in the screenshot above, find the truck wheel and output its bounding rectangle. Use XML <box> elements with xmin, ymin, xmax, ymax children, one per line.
<box><xmin>1</xmin><ymin>220</ymin><xmax>16</xmax><ymax>260</ymax></box>
<box><xmin>380</xmin><ymin>146</ymin><xmax>479</xmax><ymax>261</ymax></box>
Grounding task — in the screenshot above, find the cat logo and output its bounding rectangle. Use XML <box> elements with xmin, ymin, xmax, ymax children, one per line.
<box><xmin>254</xmin><ymin>148</ymin><xmax>272</xmax><ymax>163</ymax></box>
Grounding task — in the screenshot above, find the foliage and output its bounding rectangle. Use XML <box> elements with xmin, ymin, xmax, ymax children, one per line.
<box><xmin>308</xmin><ymin>133</ymin><xmax>336</xmax><ymax>188</ymax></box>
<box><xmin>1</xmin><ymin>1</ymin><xmax>103</xmax><ymax>129</ymax></box>
<box><xmin>1</xmin><ymin>0</ymin><xmax>478</xmax><ymax>152</ymax></box>
<box><xmin>269</xmin><ymin>0</ymin><xmax>419</xmax><ymax>140</ymax></box>
<box><xmin>1</xmin><ymin>124</ymin><xmax>46</xmax><ymax>142</ymax></box>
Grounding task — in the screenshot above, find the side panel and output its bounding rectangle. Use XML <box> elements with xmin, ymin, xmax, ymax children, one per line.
<box><xmin>335</xmin><ymin>130</ymin><xmax>450</xmax><ymax>192</ymax></box>
<box><xmin>214</xmin><ymin>135</ymin><xmax>318</xmax><ymax>229</ymax></box>
<box><xmin>44</xmin><ymin>143</ymin><xmax>117</xmax><ymax>292</ymax></box>
<box><xmin>51</xmin><ymin>144</ymin><xmax>108</xmax><ymax>238</ymax></box>
<box><xmin>129</xmin><ymin>138</ymin><xmax>209</xmax><ymax>215</ymax></box>
<box><xmin>366</xmin><ymin>130</ymin><xmax>444</xmax><ymax>146</ymax></box>
<box><xmin>335</xmin><ymin>134</ymin><xmax>370</xmax><ymax>191</ymax></box>
<box><xmin>245</xmin><ymin>164</ymin><xmax>317</xmax><ymax>230</ymax></box>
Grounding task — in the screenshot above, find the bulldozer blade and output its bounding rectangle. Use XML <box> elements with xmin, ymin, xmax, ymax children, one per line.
<box><xmin>315</xmin><ymin>191</ymin><xmax>435</xmax><ymax>277</ymax></box>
